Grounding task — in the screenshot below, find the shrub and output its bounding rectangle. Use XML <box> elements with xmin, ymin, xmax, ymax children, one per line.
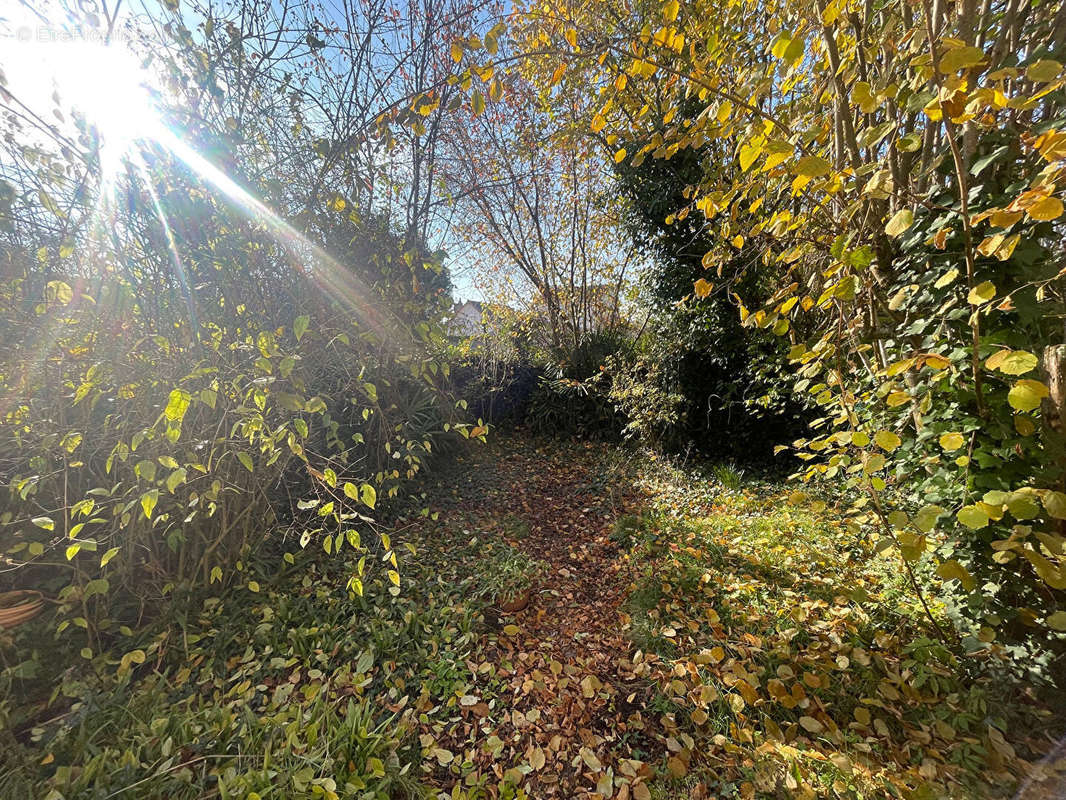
<box><xmin>526</xmin><ymin>372</ymin><xmax>621</xmax><ymax>438</ymax></box>
<box><xmin>0</xmin><ymin>279</ymin><xmax>473</xmax><ymax>652</ymax></box>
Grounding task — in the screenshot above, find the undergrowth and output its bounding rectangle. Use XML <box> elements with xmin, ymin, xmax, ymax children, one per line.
<box><xmin>0</xmin><ymin>524</ymin><xmax>487</xmax><ymax>800</ymax></box>
<box><xmin>618</xmin><ymin>452</ymin><xmax>1058</xmax><ymax>799</ymax></box>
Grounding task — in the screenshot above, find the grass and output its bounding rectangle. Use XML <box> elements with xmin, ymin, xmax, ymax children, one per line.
<box><xmin>617</xmin><ymin>451</ymin><xmax>1056</xmax><ymax>799</ymax></box>
<box><xmin>1</xmin><ymin>436</ymin><xmax>1060</xmax><ymax>800</ymax></box>
<box><xmin>0</xmin><ymin>525</ymin><xmax>489</xmax><ymax>800</ymax></box>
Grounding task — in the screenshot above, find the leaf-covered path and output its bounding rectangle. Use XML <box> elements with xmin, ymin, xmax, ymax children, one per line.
<box><xmin>411</xmin><ymin>435</ymin><xmax>1059</xmax><ymax>800</ymax></box>
<box><xmin>417</xmin><ymin>437</ymin><xmax>659</xmax><ymax>798</ymax></box>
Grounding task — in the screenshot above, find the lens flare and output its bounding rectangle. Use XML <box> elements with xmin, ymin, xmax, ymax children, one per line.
<box><xmin>2</xmin><ymin>32</ymin><xmax>410</xmax><ymax>343</ymax></box>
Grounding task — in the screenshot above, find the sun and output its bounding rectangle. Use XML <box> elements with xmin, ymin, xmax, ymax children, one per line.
<box><xmin>54</xmin><ymin>42</ymin><xmax>162</xmax><ymax>147</ymax></box>
<box><xmin>4</xmin><ymin>35</ymin><xmax>163</xmax><ymax>173</ymax></box>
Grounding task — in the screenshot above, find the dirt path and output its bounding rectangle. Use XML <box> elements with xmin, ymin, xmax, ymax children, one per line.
<box><xmin>419</xmin><ymin>436</ymin><xmax>662</xmax><ymax>799</ymax></box>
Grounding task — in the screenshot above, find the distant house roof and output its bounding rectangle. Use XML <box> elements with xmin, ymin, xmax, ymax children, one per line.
<box><xmin>448</xmin><ymin>299</ymin><xmax>487</xmax><ymax>336</ymax></box>
<box><xmin>452</xmin><ymin>299</ymin><xmax>484</xmax><ymax>314</ymax></box>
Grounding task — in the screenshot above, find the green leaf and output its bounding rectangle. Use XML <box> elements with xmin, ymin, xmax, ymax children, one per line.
<box><xmin>135</xmin><ymin>459</ymin><xmax>157</xmax><ymax>482</ymax></box>
<box><xmin>237</xmin><ymin>452</ymin><xmax>254</xmax><ymax>473</ymax></box>
<box><xmin>897</xmin><ymin>132</ymin><xmax>922</xmax><ymax>152</ymax></box>
<box><xmin>957</xmin><ymin>505</ymin><xmax>989</xmax><ymax>530</ymax></box>
<box><xmin>31</xmin><ymin>516</ymin><xmax>54</xmax><ymax>531</ymax></box>
<box><xmin>1006</xmin><ymin>492</ymin><xmax>1040</xmax><ymax>520</ymax></box>
<box><xmin>913</xmin><ymin>504</ymin><xmax>945</xmax><ymax>532</ymax></box>
<box><xmin>294</xmin><ymin>315</ymin><xmax>310</xmax><ymax>342</ymax></box>
<box><xmin>1026</xmin><ymin>59</ymin><xmax>1062</xmax><ymax>83</ymax></box>
<box><xmin>164</xmin><ymin>389</ymin><xmax>191</xmax><ymax>422</ymax></box>
<box><xmin>141</xmin><ymin>490</ymin><xmax>160</xmax><ymax>520</ymax></box>
<box><xmin>165</xmin><ymin>468</ymin><xmax>187</xmax><ymax>493</ymax></box>
<box><xmin>84</xmin><ymin>578</ymin><xmax>109</xmax><ymax>598</ymax></box>
<box><xmin>100</xmin><ymin>547</ymin><xmax>120</xmax><ymax>567</ymax></box>
<box><xmin>1043</xmin><ymin>491</ymin><xmax>1066</xmax><ymax>520</ymax></box>
<box><xmin>360</xmin><ymin>483</ymin><xmax>377</xmax><ymax>509</ymax></box>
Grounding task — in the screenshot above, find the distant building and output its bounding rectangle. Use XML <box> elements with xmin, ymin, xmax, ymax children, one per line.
<box><xmin>449</xmin><ymin>299</ymin><xmax>487</xmax><ymax>337</ymax></box>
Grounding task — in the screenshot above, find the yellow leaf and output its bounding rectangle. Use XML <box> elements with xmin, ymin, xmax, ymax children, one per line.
<box><xmin>450</xmin><ymin>41</ymin><xmax>463</xmax><ymax>63</ymax></box>
<box><xmin>936</xmin><ymin>559</ymin><xmax>975</xmax><ymax>590</ymax></box>
<box><xmin>663</xmin><ymin>0</ymin><xmax>680</xmax><ymax>21</ymax></box>
<box><xmin>939</xmin><ymin>432</ymin><xmax>966</xmax><ymax>451</ymax></box>
<box><xmin>993</xmin><ymin>233</ymin><xmax>1021</xmax><ymax>261</ymax></box>
<box><xmin>794</xmin><ymin>155</ymin><xmax>831</xmax><ymax>177</ymax></box>
<box><xmin>938</xmin><ymin>45</ymin><xmax>985</xmax><ymax>73</ymax></box>
<box><xmin>935</xmin><ymin>268</ymin><xmax>958</xmax><ymax>288</ymax></box>
<box><xmin>874</xmin><ymin>430</ymin><xmax>901</xmax><ymax>451</ymax></box>
<box><xmin>1027</xmin><ymin>195</ymin><xmax>1064</xmax><ymax>221</ymax></box>
<box><xmin>957</xmin><ymin>504</ymin><xmax>990</xmax><ymax>529</ymax></box>
<box><xmin>886</xmin><ymin>391</ymin><xmax>910</xmax><ymax>407</ymax></box>
<box><xmin>503</xmin><ymin>624</ymin><xmax>520</xmax><ymax>636</ymax></box>
<box><xmin>739</xmin><ymin>142</ymin><xmax>762</xmax><ymax>171</ymax></box>
<box><xmin>977</xmin><ymin>234</ymin><xmax>1003</xmax><ymax>258</ymax></box>
<box><xmin>885</xmin><ymin>209</ymin><xmax>914</xmax><ymax>237</ymax></box>
<box><xmin>614</xmin><ymin>148</ymin><xmax>627</xmax><ymax>163</ymax></box>
<box><xmin>853</xmin><ymin>82</ymin><xmax>879</xmax><ymax>113</ymax></box>
<box><xmin>990</xmin><ymin>209</ymin><xmax>1023</xmax><ymax>228</ymax></box>
<box><xmin>1027</xmin><ymin>59</ymin><xmax>1062</xmax><ymax>83</ymax></box>
<box><xmin>986</xmin><ymin>349</ymin><xmax>1038</xmax><ymax>375</ymax></box>
<box><xmin>1047</xmin><ymin>611</ymin><xmax>1066</xmax><ymax>631</ymax></box>
<box><xmin>1008</xmin><ymin>379</ymin><xmax>1049</xmax><ymax>412</ymax></box>
<box><xmin>967</xmin><ymin>280</ymin><xmax>996</xmax><ymax>305</ymax></box>
<box><xmin>694</xmin><ymin>278</ymin><xmax>713</xmax><ymax>298</ymax></box>
<box><xmin>579</xmin><ymin>747</ymin><xmax>602</xmax><ymax>771</ymax></box>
